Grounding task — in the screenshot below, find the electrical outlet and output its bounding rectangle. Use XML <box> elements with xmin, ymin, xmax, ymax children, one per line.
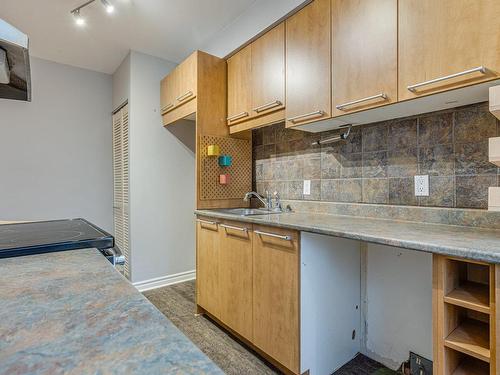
<box><xmin>414</xmin><ymin>175</ymin><xmax>429</xmax><ymax>196</ymax></box>
<box><xmin>303</xmin><ymin>180</ymin><xmax>311</xmax><ymax>195</ymax></box>
<box><xmin>409</xmin><ymin>352</ymin><xmax>432</xmax><ymax>375</ymax></box>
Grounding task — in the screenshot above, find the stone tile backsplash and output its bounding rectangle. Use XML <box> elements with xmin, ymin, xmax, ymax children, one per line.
<box><xmin>253</xmin><ymin>102</ymin><xmax>500</xmax><ymax>209</ymax></box>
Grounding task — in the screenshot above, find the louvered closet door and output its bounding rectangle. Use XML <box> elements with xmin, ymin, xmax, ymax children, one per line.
<box><xmin>112</xmin><ymin>104</ymin><xmax>130</xmax><ymax>279</ymax></box>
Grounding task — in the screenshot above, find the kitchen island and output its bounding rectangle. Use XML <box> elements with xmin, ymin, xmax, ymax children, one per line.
<box><xmin>0</xmin><ymin>248</ymin><xmax>222</xmax><ymax>375</ymax></box>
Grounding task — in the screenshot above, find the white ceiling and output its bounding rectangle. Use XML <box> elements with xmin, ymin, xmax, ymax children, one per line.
<box><xmin>0</xmin><ymin>0</ymin><xmax>261</xmax><ymax>74</ymax></box>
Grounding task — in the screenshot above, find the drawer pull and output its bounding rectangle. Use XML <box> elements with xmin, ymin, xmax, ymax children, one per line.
<box><xmin>161</xmin><ymin>103</ymin><xmax>174</xmax><ymax>114</ymax></box>
<box><xmin>253</xmin><ymin>100</ymin><xmax>282</xmax><ymax>113</ymax></box>
<box><xmin>336</xmin><ymin>93</ymin><xmax>388</xmax><ymax>110</ymax></box>
<box><xmin>407</xmin><ymin>66</ymin><xmax>487</xmax><ymax>92</ymax></box>
<box><xmin>196</xmin><ymin>219</ymin><xmax>218</xmax><ymax>226</ymax></box>
<box><xmin>220</xmin><ymin>224</ymin><xmax>248</xmax><ymax>232</ymax></box>
<box><xmin>176</xmin><ymin>91</ymin><xmax>194</xmax><ymax>102</ymax></box>
<box><xmin>227</xmin><ymin>111</ymin><xmax>249</xmax><ymax>122</ymax></box>
<box><xmin>287</xmin><ymin>110</ymin><xmax>325</xmax><ymax>123</ymax></box>
<box><xmin>254</xmin><ymin>230</ymin><xmax>292</xmax><ymax>241</ymax></box>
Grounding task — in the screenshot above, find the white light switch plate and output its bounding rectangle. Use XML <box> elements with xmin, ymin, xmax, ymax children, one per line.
<box><xmin>303</xmin><ymin>180</ymin><xmax>311</xmax><ymax>195</ymax></box>
<box><xmin>414</xmin><ymin>175</ymin><xmax>429</xmax><ymax>196</ymax></box>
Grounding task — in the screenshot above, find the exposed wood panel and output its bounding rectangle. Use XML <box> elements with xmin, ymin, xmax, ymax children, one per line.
<box><xmin>196</xmin><ymin>218</ymin><xmax>220</xmax><ymax>317</ymax></box>
<box><xmin>252</xmin><ymin>224</ymin><xmax>300</xmax><ymax>374</ymax></box>
<box><xmin>398</xmin><ymin>0</ymin><xmax>500</xmax><ymax>101</ymax></box>
<box><xmin>219</xmin><ymin>220</ymin><xmax>253</xmax><ymax>341</ymax></box>
<box><xmin>286</xmin><ymin>0</ymin><xmax>331</xmax><ymax>127</ymax></box>
<box><xmin>227</xmin><ymin>45</ymin><xmax>253</xmax><ymax>126</ymax></box>
<box><xmin>332</xmin><ymin>0</ymin><xmax>397</xmax><ymax>116</ymax></box>
<box><xmin>251</xmin><ymin>23</ymin><xmax>286</xmax><ymax>117</ymax></box>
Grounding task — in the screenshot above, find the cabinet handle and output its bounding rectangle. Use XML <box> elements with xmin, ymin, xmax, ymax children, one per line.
<box><xmin>407</xmin><ymin>66</ymin><xmax>487</xmax><ymax>92</ymax></box>
<box><xmin>287</xmin><ymin>110</ymin><xmax>325</xmax><ymax>124</ymax></box>
<box><xmin>176</xmin><ymin>91</ymin><xmax>194</xmax><ymax>102</ymax></box>
<box><xmin>254</xmin><ymin>230</ymin><xmax>292</xmax><ymax>241</ymax></box>
<box><xmin>227</xmin><ymin>111</ymin><xmax>249</xmax><ymax>122</ymax></box>
<box><xmin>161</xmin><ymin>103</ymin><xmax>174</xmax><ymax>114</ymax></box>
<box><xmin>220</xmin><ymin>224</ymin><xmax>248</xmax><ymax>232</ymax></box>
<box><xmin>196</xmin><ymin>219</ymin><xmax>218</xmax><ymax>226</ymax></box>
<box><xmin>253</xmin><ymin>100</ymin><xmax>282</xmax><ymax>113</ymax></box>
<box><xmin>336</xmin><ymin>93</ymin><xmax>388</xmax><ymax>110</ymax></box>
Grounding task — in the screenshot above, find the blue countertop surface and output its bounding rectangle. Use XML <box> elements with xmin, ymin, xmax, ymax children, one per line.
<box><xmin>0</xmin><ymin>248</ymin><xmax>223</xmax><ymax>375</ymax></box>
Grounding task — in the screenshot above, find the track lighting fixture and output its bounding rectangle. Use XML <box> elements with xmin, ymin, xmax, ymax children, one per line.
<box><xmin>70</xmin><ymin>0</ymin><xmax>115</xmax><ymax>26</ymax></box>
<box><xmin>101</xmin><ymin>0</ymin><xmax>115</xmax><ymax>14</ymax></box>
<box><xmin>73</xmin><ymin>9</ymin><xmax>85</xmax><ymax>27</ymax></box>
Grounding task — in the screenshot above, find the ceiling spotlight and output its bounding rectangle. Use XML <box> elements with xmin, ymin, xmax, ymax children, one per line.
<box><xmin>101</xmin><ymin>0</ymin><xmax>115</xmax><ymax>13</ymax></box>
<box><xmin>73</xmin><ymin>9</ymin><xmax>85</xmax><ymax>26</ymax></box>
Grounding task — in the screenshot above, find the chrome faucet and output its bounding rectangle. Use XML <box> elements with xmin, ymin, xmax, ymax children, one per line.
<box><xmin>243</xmin><ymin>191</ymin><xmax>282</xmax><ymax>212</ymax></box>
<box><xmin>243</xmin><ymin>191</ymin><xmax>269</xmax><ymax>208</ymax></box>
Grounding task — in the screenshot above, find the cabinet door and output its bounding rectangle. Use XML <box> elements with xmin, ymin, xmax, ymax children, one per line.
<box><xmin>286</xmin><ymin>0</ymin><xmax>331</xmax><ymax>127</ymax></box>
<box><xmin>174</xmin><ymin>52</ymin><xmax>197</xmax><ymax>107</ymax></box>
<box><xmin>251</xmin><ymin>23</ymin><xmax>285</xmax><ymax>117</ymax></box>
<box><xmin>252</xmin><ymin>225</ymin><xmax>299</xmax><ymax>373</ymax></box>
<box><xmin>332</xmin><ymin>0</ymin><xmax>397</xmax><ymax>116</ymax></box>
<box><xmin>219</xmin><ymin>220</ymin><xmax>253</xmax><ymax>341</ymax></box>
<box><xmin>399</xmin><ymin>0</ymin><xmax>500</xmax><ymax>101</ymax></box>
<box><xmin>227</xmin><ymin>45</ymin><xmax>252</xmax><ymax>126</ymax></box>
<box><xmin>196</xmin><ymin>217</ymin><xmax>220</xmax><ymax>317</ymax></box>
<box><xmin>160</xmin><ymin>72</ymin><xmax>176</xmax><ymax>115</ymax></box>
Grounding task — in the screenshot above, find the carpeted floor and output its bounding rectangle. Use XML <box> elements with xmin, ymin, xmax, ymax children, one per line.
<box><xmin>143</xmin><ymin>280</ymin><xmax>394</xmax><ymax>375</ymax></box>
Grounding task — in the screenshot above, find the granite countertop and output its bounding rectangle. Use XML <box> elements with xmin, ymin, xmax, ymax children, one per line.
<box><xmin>195</xmin><ymin>209</ymin><xmax>500</xmax><ymax>264</ymax></box>
<box><xmin>0</xmin><ymin>249</ymin><xmax>222</xmax><ymax>375</ymax></box>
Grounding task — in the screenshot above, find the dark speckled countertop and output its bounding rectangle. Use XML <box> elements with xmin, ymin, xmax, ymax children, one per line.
<box><xmin>0</xmin><ymin>248</ymin><xmax>222</xmax><ymax>375</ymax></box>
<box><xmin>195</xmin><ymin>209</ymin><xmax>500</xmax><ymax>264</ymax></box>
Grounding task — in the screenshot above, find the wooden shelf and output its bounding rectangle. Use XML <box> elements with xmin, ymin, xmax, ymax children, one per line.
<box><xmin>452</xmin><ymin>356</ymin><xmax>489</xmax><ymax>375</ymax></box>
<box><xmin>444</xmin><ymin>282</ymin><xmax>490</xmax><ymax>314</ymax></box>
<box><xmin>445</xmin><ymin>319</ymin><xmax>490</xmax><ymax>363</ymax></box>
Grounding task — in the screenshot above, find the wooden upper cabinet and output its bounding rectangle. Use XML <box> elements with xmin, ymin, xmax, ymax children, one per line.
<box><xmin>175</xmin><ymin>52</ymin><xmax>197</xmax><ymax>106</ymax></box>
<box><xmin>332</xmin><ymin>0</ymin><xmax>397</xmax><ymax>116</ymax></box>
<box><xmin>252</xmin><ymin>225</ymin><xmax>299</xmax><ymax>374</ymax></box>
<box><xmin>196</xmin><ymin>218</ymin><xmax>220</xmax><ymax>318</ymax></box>
<box><xmin>160</xmin><ymin>72</ymin><xmax>176</xmax><ymax>115</ymax></box>
<box><xmin>251</xmin><ymin>23</ymin><xmax>285</xmax><ymax>117</ymax></box>
<box><xmin>160</xmin><ymin>51</ymin><xmax>197</xmax><ymax>116</ymax></box>
<box><xmin>399</xmin><ymin>0</ymin><xmax>500</xmax><ymax>101</ymax></box>
<box><xmin>227</xmin><ymin>45</ymin><xmax>252</xmax><ymax>126</ymax></box>
<box><xmin>218</xmin><ymin>220</ymin><xmax>253</xmax><ymax>341</ymax></box>
<box><xmin>286</xmin><ymin>0</ymin><xmax>331</xmax><ymax>127</ymax></box>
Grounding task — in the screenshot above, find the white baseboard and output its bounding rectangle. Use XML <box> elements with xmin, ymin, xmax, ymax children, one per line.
<box><xmin>133</xmin><ymin>270</ymin><xmax>196</xmax><ymax>292</ymax></box>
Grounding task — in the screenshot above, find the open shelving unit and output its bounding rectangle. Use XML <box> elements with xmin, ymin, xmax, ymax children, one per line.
<box><xmin>433</xmin><ymin>256</ymin><xmax>497</xmax><ymax>375</ymax></box>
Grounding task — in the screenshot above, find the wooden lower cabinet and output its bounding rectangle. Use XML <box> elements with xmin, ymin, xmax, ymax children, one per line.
<box><xmin>252</xmin><ymin>224</ymin><xmax>300</xmax><ymax>374</ymax></box>
<box><xmin>196</xmin><ymin>217</ymin><xmax>221</xmax><ymax>318</ymax></box>
<box><xmin>196</xmin><ymin>217</ymin><xmax>300</xmax><ymax>374</ymax></box>
<box><xmin>218</xmin><ymin>220</ymin><xmax>253</xmax><ymax>341</ymax></box>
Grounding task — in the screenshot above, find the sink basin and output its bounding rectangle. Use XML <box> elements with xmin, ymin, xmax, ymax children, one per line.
<box><xmin>214</xmin><ymin>208</ymin><xmax>282</xmax><ymax>216</ymax></box>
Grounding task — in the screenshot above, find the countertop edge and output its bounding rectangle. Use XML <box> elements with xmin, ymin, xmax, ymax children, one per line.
<box><xmin>194</xmin><ymin>209</ymin><xmax>500</xmax><ymax>264</ymax></box>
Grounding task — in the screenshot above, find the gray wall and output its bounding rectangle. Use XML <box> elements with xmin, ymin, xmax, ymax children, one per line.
<box><xmin>0</xmin><ymin>57</ymin><xmax>113</xmax><ymax>231</ymax></box>
<box><xmin>126</xmin><ymin>51</ymin><xmax>196</xmax><ymax>284</ymax></box>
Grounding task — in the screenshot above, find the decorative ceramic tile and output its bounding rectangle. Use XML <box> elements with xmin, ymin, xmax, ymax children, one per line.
<box><xmin>455</xmin><ymin>141</ymin><xmax>497</xmax><ymax>175</ymax></box>
<box><xmin>419</xmin><ymin>144</ymin><xmax>454</xmax><ymax>176</ymax></box>
<box><xmin>388</xmin><ymin>147</ymin><xmax>418</xmax><ymax>177</ymax></box>
<box><xmin>389</xmin><ymin>177</ymin><xmax>417</xmax><ymax>205</ymax></box>
<box><xmin>388</xmin><ymin>118</ymin><xmax>417</xmax><ymax>151</ymax></box>
<box><xmin>363</xmin><ymin>151</ymin><xmax>388</xmax><ymax>178</ymax></box>
<box><xmin>418</xmin><ymin>112</ymin><xmax>453</xmax><ymax>146</ymax></box>
<box><xmin>362</xmin><ymin>178</ymin><xmax>389</xmax><ymax>204</ymax></box>
<box><xmin>420</xmin><ymin>176</ymin><xmax>455</xmax><ymax>207</ymax></box>
<box><xmin>362</xmin><ymin>122</ymin><xmax>388</xmax><ymax>152</ymax></box>
<box><xmin>456</xmin><ymin>175</ymin><xmax>497</xmax><ymax>209</ymax></box>
<box><xmin>454</xmin><ymin>104</ymin><xmax>497</xmax><ymax>144</ymax></box>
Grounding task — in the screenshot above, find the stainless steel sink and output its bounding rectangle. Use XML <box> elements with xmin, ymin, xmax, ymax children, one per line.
<box><xmin>214</xmin><ymin>208</ymin><xmax>282</xmax><ymax>216</ymax></box>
